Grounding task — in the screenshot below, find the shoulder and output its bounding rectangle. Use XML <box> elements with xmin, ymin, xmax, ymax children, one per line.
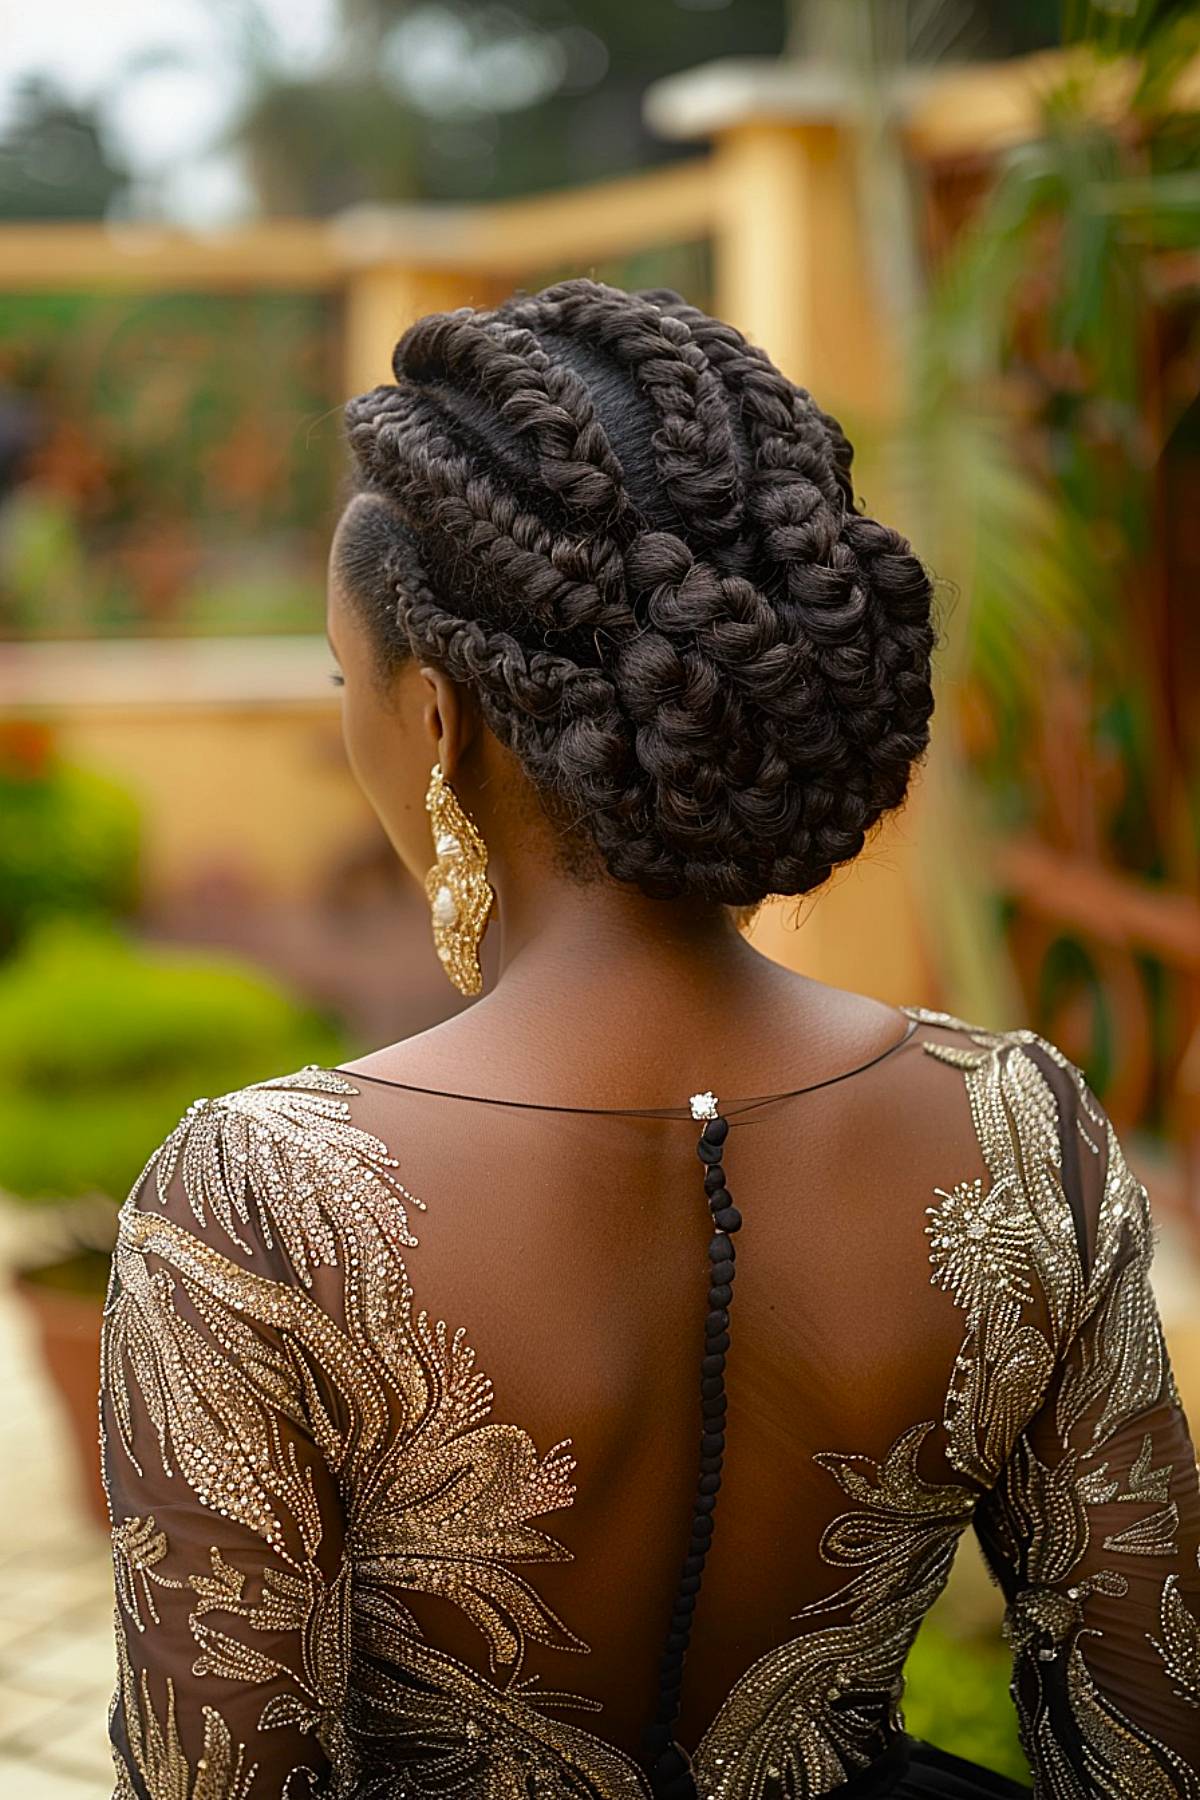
<box><xmin>901</xmin><ymin>1002</ymin><xmax>1114</xmax><ymax>1167</ymax></box>
<box><xmin>120</xmin><ymin>1063</ymin><xmax>423</xmax><ymax>1289</ymax></box>
<box><xmin>903</xmin><ymin>1003</ymin><xmax>1096</xmax><ymax>1096</ymax></box>
<box><xmin>903</xmin><ymin>1005</ymin><xmax>1153</xmax><ymax>1288</ymax></box>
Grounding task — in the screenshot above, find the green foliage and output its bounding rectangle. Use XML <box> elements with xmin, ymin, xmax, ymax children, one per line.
<box><xmin>0</xmin><ymin>746</ymin><xmax>141</xmax><ymax>953</ymax></box>
<box><xmin>0</xmin><ymin>921</ymin><xmax>346</xmax><ymax>1206</ymax></box>
<box><xmin>903</xmin><ymin>1620</ymin><xmax>1029</xmax><ymax>1782</ymax></box>
<box><xmin>0</xmin><ymin>77</ymin><xmax>129</xmax><ymax>221</ymax></box>
<box><xmin>0</xmin><ymin>290</ymin><xmax>339</xmax><ymax>639</ymax></box>
<box><xmin>909</xmin><ymin>15</ymin><xmax>1200</xmax><ymax>875</ymax></box>
<box><xmin>224</xmin><ymin>0</ymin><xmax>786</xmax><ymax>207</ymax></box>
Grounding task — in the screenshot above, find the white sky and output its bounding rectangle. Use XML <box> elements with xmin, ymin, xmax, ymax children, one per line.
<box><xmin>0</xmin><ymin>0</ymin><xmax>340</xmax><ymax>222</ymax></box>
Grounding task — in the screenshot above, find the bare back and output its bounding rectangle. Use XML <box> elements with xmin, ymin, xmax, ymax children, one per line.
<box><xmin>100</xmin><ymin>1001</ymin><xmax>1200</xmax><ymax>1798</ymax></box>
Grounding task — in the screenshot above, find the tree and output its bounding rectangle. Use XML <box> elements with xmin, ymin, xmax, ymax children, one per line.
<box><xmin>0</xmin><ymin>78</ymin><xmax>130</xmax><ymax>221</ymax></box>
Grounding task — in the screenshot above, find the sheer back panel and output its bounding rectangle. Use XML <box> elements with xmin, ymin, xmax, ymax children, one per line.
<box><xmin>100</xmin><ymin>1009</ymin><xmax>1200</xmax><ymax>1799</ymax></box>
<box><xmin>330</xmin><ymin>1026</ymin><xmax>982</xmax><ymax>1752</ymax></box>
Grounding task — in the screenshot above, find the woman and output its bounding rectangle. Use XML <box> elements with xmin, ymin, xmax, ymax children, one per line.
<box><xmin>100</xmin><ymin>279</ymin><xmax>1200</xmax><ymax>1799</ymax></box>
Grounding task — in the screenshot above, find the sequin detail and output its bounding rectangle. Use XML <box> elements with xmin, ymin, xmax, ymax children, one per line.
<box><xmin>102</xmin><ymin>1027</ymin><xmax>1200</xmax><ymax>1800</ymax></box>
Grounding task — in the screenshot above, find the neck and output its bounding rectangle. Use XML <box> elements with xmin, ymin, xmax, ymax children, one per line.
<box><xmin>481</xmin><ymin>846</ymin><xmax>768</xmax><ymax>1008</ymax></box>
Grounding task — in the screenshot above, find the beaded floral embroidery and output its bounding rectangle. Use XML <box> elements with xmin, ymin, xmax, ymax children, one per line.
<box><xmin>101</xmin><ymin>1030</ymin><xmax>1200</xmax><ymax>1800</ymax></box>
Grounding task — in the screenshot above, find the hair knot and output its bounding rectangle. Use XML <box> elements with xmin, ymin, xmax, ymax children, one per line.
<box><xmin>338</xmin><ymin>278</ymin><xmax>936</xmax><ymax>906</ymax></box>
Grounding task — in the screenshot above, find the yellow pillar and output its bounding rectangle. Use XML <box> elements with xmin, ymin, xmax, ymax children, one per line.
<box><xmin>711</xmin><ymin>118</ymin><xmax>930</xmax><ymax>1003</ymax></box>
<box><xmin>711</xmin><ymin>119</ymin><xmax>896</xmax><ymax>424</ymax></box>
<box><xmin>342</xmin><ymin>264</ymin><xmax>508</xmax><ymax>398</ymax></box>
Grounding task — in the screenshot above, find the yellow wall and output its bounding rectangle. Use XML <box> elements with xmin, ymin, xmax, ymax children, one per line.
<box><xmin>10</xmin><ymin>622</ymin><xmax>939</xmax><ymax>1005</ymax></box>
<box><xmin>53</xmin><ymin>702</ymin><xmax>375</xmax><ymax>904</ymax></box>
<box><xmin>745</xmin><ymin>795</ymin><xmax>938</xmax><ymax>1008</ymax></box>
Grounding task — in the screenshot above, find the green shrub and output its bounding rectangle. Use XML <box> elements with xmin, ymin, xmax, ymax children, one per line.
<box><xmin>0</xmin><ymin>738</ymin><xmax>140</xmax><ymax>953</ymax></box>
<box><xmin>0</xmin><ymin>920</ymin><xmax>346</xmax><ymax>1207</ymax></box>
<box><xmin>903</xmin><ymin>1620</ymin><xmax>1029</xmax><ymax>1781</ymax></box>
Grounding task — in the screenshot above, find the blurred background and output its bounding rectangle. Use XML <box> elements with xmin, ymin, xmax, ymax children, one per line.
<box><xmin>0</xmin><ymin>0</ymin><xmax>1198</xmax><ymax>1791</ymax></box>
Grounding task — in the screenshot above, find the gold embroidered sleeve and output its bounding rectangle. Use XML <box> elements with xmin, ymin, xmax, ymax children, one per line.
<box><xmin>972</xmin><ymin>1055</ymin><xmax>1200</xmax><ymax>1797</ymax></box>
<box><xmin>100</xmin><ymin>1097</ymin><xmax>353</xmax><ymax>1800</ymax></box>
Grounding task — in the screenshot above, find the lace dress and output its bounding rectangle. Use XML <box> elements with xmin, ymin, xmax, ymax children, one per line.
<box><xmin>99</xmin><ymin>1006</ymin><xmax>1200</xmax><ymax>1799</ymax></box>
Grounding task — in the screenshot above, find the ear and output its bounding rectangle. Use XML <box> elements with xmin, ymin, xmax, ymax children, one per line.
<box><xmin>418</xmin><ymin>666</ymin><xmax>475</xmax><ymax>779</ymax></box>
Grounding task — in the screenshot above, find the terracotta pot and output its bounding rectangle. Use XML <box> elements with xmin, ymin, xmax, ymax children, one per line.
<box><xmin>13</xmin><ymin>1270</ymin><xmax>108</xmax><ymax>1530</ymax></box>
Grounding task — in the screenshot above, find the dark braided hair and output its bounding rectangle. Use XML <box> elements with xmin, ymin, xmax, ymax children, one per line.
<box><xmin>339</xmin><ymin>278</ymin><xmax>936</xmax><ymax>908</ymax></box>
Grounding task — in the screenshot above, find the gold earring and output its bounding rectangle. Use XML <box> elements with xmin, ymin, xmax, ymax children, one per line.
<box><xmin>424</xmin><ymin>762</ymin><xmax>494</xmax><ymax>996</ymax></box>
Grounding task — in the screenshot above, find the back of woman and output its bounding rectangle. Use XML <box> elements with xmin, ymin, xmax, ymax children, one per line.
<box><xmin>99</xmin><ymin>279</ymin><xmax>1200</xmax><ymax>1799</ymax></box>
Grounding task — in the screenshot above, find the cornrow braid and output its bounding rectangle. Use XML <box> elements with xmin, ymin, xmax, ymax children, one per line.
<box><xmin>338</xmin><ymin>276</ymin><xmax>936</xmax><ymax>907</ymax></box>
<box><xmin>500</xmin><ymin>282</ymin><xmax>746</xmax><ymax>553</ymax></box>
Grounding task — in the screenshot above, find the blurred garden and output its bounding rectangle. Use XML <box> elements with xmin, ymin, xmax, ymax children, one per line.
<box><xmin>0</xmin><ymin>0</ymin><xmax>1199</xmax><ymax>1791</ymax></box>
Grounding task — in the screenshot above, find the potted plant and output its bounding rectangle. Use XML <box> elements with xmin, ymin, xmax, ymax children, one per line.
<box><xmin>0</xmin><ymin>918</ymin><xmax>346</xmax><ymax>1527</ymax></box>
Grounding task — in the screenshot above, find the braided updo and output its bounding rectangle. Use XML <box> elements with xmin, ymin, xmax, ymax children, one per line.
<box><xmin>340</xmin><ymin>277</ymin><xmax>936</xmax><ymax>907</ymax></box>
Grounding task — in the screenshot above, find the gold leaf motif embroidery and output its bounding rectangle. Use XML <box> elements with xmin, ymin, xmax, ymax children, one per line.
<box><xmin>1067</xmin><ymin>1641</ymin><xmax>1198</xmax><ymax>1799</ymax></box>
<box><xmin>104</xmin><ymin>1084</ymin><xmax>611</xmax><ymax>1799</ymax></box>
<box><xmin>926</xmin><ymin>1176</ymin><xmax>1035</xmax><ymax>1321</ymax></box>
<box><xmin>1150</xmin><ymin>1575</ymin><xmax>1200</xmax><ymax>1708</ymax></box>
<box><xmin>1120</xmin><ymin>1433</ymin><xmax>1175</xmax><ymax>1505</ymax></box>
<box><xmin>344</xmin><ymin>1626</ymin><xmax>651</xmax><ymax>1800</ymax></box>
<box><xmin>693</xmin><ymin>1567</ymin><xmax>943</xmax><ymax>1800</ymax></box>
<box><xmin>692</xmin><ymin>1423</ymin><xmax>977</xmax><ymax>1798</ymax></box>
<box><xmin>104</xmin><ymin>1038</ymin><xmax>1200</xmax><ymax>1800</ymax></box>
<box><xmin>134</xmin><ymin>1067</ymin><xmax>424</xmax><ymax>1286</ymax></box>
<box><xmin>1102</xmin><ymin>1504</ymin><xmax>1180</xmax><ymax>1558</ymax></box>
<box><xmin>921</xmin><ymin>1026</ymin><xmax>1084</xmax><ymax>1487</ymax></box>
<box><xmin>805</xmin><ymin>1422</ymin><xmax>977</xmax><ymax>1619</ymax></box>
<box><xmin>112</xmin><ymin>1516</ymin><xmax>183</xmax><ymax>1632</ymax></box>
<box><xmin>112</xmin><ymin>1628</ymin><xmax>266</xmax><ymax>1800</ymax></box>
<box><xmin>905</xmin><ymin>1008</ymin><xmax>1200</xmax><ymax>1798</ymax></box>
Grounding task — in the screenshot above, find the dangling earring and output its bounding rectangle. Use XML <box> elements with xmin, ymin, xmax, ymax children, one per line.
<box><xmin>424</xmin><ymin>762</ymin><xmax>494</xmax><ymax>996</ymax></box>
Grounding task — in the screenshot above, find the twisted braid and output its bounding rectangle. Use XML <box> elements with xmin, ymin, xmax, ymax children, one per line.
<box><xmin>339</xmin><ymin>277</ymin><xmax>936</xmax><ymax>906</ymax></box>
<box><xmin>500</xmin><ymin>282</ymin><xmax>745</xmax><ymax>552</ymax></box>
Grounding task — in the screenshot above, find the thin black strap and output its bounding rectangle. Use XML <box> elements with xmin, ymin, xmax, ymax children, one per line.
<box><xmin>330</xmin><ymin>1016</ymin><xmax>919</xmax><ymax>1122</ymax></box>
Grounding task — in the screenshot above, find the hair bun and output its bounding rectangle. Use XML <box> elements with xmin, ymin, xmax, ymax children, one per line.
<box><xmin>343</xmin><ymin>277</ymin><xmax>936</xmax><ymax>906</ymax></box>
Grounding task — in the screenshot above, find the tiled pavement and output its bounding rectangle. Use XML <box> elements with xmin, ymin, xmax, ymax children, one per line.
<box><xmin>1</xmin><ymin>1205</ymin><xmax>1198</xmax><ymax>1800</ymax></box>
<box><xmin>0</xmin><ymin>1277</ymin><xmax>112</xmax><ymax>1798</ymax></box>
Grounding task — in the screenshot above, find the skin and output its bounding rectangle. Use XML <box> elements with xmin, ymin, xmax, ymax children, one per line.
<box><xmin>322</xmin><ymin>506</ymin><xmax>937</xmax><ymax>1754</ymax></box>
<box><xmin>325</xmin><ymin>504</ymin><xmax>910</xmax><ymax>1109</ymax></box>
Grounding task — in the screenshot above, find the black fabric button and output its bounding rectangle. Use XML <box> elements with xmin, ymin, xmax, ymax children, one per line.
<box><xmin>701</xmin><ymin>1352</ymin><xmax>725</xmax><ymax>1377</ymax></box>
<box><xmin>701</xmin><ymin>1396</ymin><xmax>727</xmax><ymax>1422</ymax></box>
<box><xmin>701</xmin><ymin>1431</ymin><xmax>725</xmax><ymax>1455</ymax></box>
<box><xmin>679</xmin><ymin>1574</ymin><xmax>701</xmax><ymax>1595</ymax></box>
<box><xmin>708</xmin><ymin>1185</ymin><xmax>733</xmax><ymax>1211</ymax></box>
<box><xmin>707</xmin><ymin>1329</ymin><xmax>731</xmax><ymax>1355</ymax></box>
<box><xmin>702</xmin><ymin>1115</ymin><xmax>729</xmax><ymax>1145</ymax></box>
<box><xmin>701</xmin><ymin>1377</ymin><xmax>724</xmax><ymax>1401</ymax></box>
<box><xmin>682</xmin><ymin>1552</ymin><xmax>705</xmax><ymax>1575</ymax></box>
<box><xmin>713</xmin><ymin>1205</ymin><xmax>742</xmax><ymax>1232</ymax></box>
<box><xmin>703</xmin><ymin>1166</ymin><xmax>727</xmax><ymax>1195</ymax></box>
<box><xmin>653</xmin><ymin>1745</ymin><xmax>689</xmax><ymax>1787</ymax></box>
<box><xmin>705</xmin><ymin>1308</ymin><xmax>730</xmax><ymax>1335</ymax></box>
<box><xmin>708</xmin><ymin>1234</ymin><xmax>731</xmax><ymax>1261</ymax></box>
<box><xmin>698</xmin><ymin>1453</ymin><xmax>722</xmax><ymax>1474</ymax></box>
<box><xmin>709</xmin><ymin>1283</ymin><xmax>733</xmax><ymax>1307</ymax></box>
<box><xmin>699</xmin><ymin>1471</ymin><xmax>721</xmax><ymax>1494</ymax></box>
<box><xmin>694</xmin><ymin>1493</ymin><xmax>717</xmax><ymax>1515</ymax></box>
<box><xmin>710</xmin><ymin>1254</ymin><xmax>735</xmax><ymax>1280</ymax></box>
<box><xmin>696</xmin><ymin>1138</ymin><xmax>724</xmax><ymax>1166</ymax></box>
